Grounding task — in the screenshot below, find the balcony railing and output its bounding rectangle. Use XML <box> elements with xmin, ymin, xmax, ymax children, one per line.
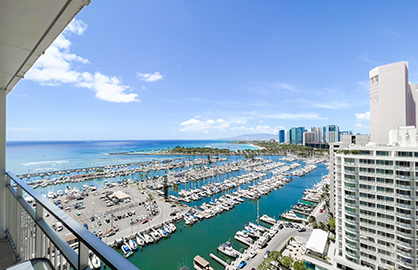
<box><xmin>5</xmin><ymin>172</ymin><xmax>140</xmax><ymax>270</ymax></box>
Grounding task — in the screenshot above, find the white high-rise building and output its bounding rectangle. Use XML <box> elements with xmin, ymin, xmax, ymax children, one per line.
<box><xmin>324</xmin><ymin>125</ymin><xmax>340</xmax><ymax>143</ymax></box>
<box><xmin>332</xmin><ymin>127</ymin><xmax>418</xmax><ymax>270</ymax></box>
<box><xmin>370</xmin><ymin>61</ymin><xmax>416</xmax><ymax>144</ymax></box>
<box><xmin>311</xmin><ymin>127</ymin><xmax>322</xmax><ymax>143</ymax></box>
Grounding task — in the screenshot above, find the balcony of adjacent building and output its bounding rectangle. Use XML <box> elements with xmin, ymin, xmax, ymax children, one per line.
<box><xmin>0</xmin><ymin>1</ymin><xmax>139</xmax><ymax>270</ymax></box>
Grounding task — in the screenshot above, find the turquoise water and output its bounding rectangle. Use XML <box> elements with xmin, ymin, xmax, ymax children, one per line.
<box><xmin>126</xmin><ymin>162</ymin><xmax>328</xmax><ymax>270</ymax></box>
<box><xmin>7</xmin><ymin>141</ymin><xmax>328</xmax><ymax>270</ymax></box>
<box><xmin>6</xmin><ymin>140</ymin><xmax>258</xmax><ymax>175</ymax></box>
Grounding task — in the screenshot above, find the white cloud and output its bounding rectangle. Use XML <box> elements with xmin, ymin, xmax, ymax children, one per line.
<box><xmin>310</xmin><ymin>101</ymin><xmax>350</xmax><ymax>110</ymax></box>
<box><xmin>180</xmin><ymin>116</ymin><xmax>248</xmax><ymax>133</ymax></box>
<box><xmin>25</xmin><ymin>19</ymin><xmax>138</xmax><ymax>103</ymax></box>
<box><xmin>265</xmin><ymin>82</ymin><xmax>296</xmax><ymax>91</ymax></box>
<box><xmin>355</xmin><ymin>111</ymin><xmax>370</xmax><ymax>122</ymax></box>
<box><xmin>262</xmin><ymin>112</ymin><xmax>326</xmax><ymax>120</ymax></box>
<box><xmin>136</xmin><ymin>72</ymin><xmax>164</xmax><ymax>82</ymax></box>
<box><xmin>249</xmin><ymin>125</ymin><xmax>282</xmax><ymax>134</ymax></box>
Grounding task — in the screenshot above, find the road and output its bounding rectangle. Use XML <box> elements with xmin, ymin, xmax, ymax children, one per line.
<box><xmin>227</xmin><ymin>222</ymin><xmax>313</xmax><ymax>270</ymax></box>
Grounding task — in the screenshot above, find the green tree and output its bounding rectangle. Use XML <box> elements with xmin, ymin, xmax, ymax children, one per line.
<box><xmin>308</xmin><ymin>216</ymin><xmax>316</xmax><ymax>224</ymax></box>
<box><xmin>293</xmin><ymin>261</ymin><xmax>307</xmax><ymax>270</ymax></box>
<box><xmin>268</xmin><ymin>250</ymin><xmax>282</xmax><ymax>261</ymax></box>
<box><xmin>327</xmin><ymin>217</ymin><xmax>335</xmax><ymax>233</ymax></box>
<box><xmin>280</xmin><ymin>256</ymin><xmax>293</xmax><ymax>268</ymax></box>
<box><xmin>318</xmin><ymin>221</ymin><xmax>326</xmax><ymax>231</ymax></box>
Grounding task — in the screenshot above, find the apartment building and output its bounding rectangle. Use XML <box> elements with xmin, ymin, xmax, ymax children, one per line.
<box><xmin>333</xmin><ymin>127</ymin><xmax>417</xmax><ymax>270</ymax></box>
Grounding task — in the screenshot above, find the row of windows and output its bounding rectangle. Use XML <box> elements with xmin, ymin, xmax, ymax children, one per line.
<box><xmin>360</xmin><ymin>201</ymin><xmax>375</xmax><ymax>208</ymax></box>
<box><xmin>360</xmin><ymin>251</ymin><xmax>376</xmax><ymax>261</ymax></box>
<box><xmin>376</xmin><ymin>212</ymin><xmax>394</xmax><ymax>221</ymax></box>
<box><xmin>360</xmin><ymin>217</ymin><xmax>375</xmax><ymax>225</ymax></box>
<box><xmin>360</xmin><ymin>226</ymin><xmax>376</xmax><ymax>234</ymax></box>
<box><xmin>377</xmin><ymin>230</ymin><xmax>394</xmax><ymax>239</ymax></box>
<box><xmin>377</xmin><ymin>239</ymin><xmax>394</xmax><ymax>248</ymax></box>
<box><xmin>377</xmin><ymin>221</ymin><xmax>394</xmax><ymax>230</ymax></box>
<box><xmin>360</xmin><ymin>209</ymin><xmax>375</xmax><ymax>217</ymax></box>
<box><xmin>360</xmin><ymin>243</ymin><xmax>376</xmax><ymax>252</ymax></box>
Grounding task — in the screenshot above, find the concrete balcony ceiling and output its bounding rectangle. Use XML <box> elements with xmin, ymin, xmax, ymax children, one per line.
<box><xmin>0</xmin><ymin>0</ymin><xmax>90</xmax><ymax>93</ymax></box>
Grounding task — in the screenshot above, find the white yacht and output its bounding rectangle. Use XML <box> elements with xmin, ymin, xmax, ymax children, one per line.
<box><xmin>47</xmin><ymin>191</ymin><xmax>56</xmax><ymax>199</ymax></box>
<box><xmin>121</xmin><ymin>244</ymin><xmax>133</xmax><ymax>258</ymax></box>
<box><xmin>128</xmin><ymin>239</ymin><xmax>138</xmax><ymax>251</ymax></box>
<box><xmin>217</xmin><ymin>240</ymin><xmax>239</xmax><ymax>258</ymax></box>
<box><xmin>136</xmin><ymin>234</ymin><xmax>145</xmax><ymax>246</ymax></box>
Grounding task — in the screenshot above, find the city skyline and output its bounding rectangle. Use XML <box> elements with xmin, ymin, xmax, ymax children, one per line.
<box><xmin>7</xmin><ymin>1</ymin><xmax>418</xmax><ymax>141</ymax></box>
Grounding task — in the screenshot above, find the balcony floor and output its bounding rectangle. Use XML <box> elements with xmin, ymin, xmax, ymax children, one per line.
<box><xmin>0</xmin><ymin>235</ymin><xmax>17</xmax><ymax>270</ymax></box>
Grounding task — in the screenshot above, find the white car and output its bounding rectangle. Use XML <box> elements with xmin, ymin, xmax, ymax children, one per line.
<box><xmin>249</xmin><ymin>250</ymin><xmax>257</xmax><ymax>258</ymax></box>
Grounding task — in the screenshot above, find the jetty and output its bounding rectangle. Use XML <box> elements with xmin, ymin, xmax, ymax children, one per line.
<box><xmin>210</xmin><ymin>253</ymin><xmax>229</xmax><ymax>267</ymax></box>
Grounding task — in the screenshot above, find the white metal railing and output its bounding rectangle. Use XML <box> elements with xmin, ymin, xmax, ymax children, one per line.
<box><xmin>5</xmin><ymin>172</ymin><xmax>140</xmax><ymax>270</ymax></box>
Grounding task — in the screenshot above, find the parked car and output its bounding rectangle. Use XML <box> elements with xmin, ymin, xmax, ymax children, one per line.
<box><xmin>105</xmin><ymin>218</ymin><xmax>110</xmax><ymax>223</ymax></box>
<box><xmin>278</xmin><ymin>223</ymin><xmax>283</xmax><ymax>230</ymax></box>
<box><xmin>298</xmin><ymin>227</ymin><xmax>306</xmax><ymax>232</ymax></box>
<box><xmin>90</xmin><ymin>216</ymin><xmax>95</xmax><ymax>222</ymax></box>
<box><xmin>97</xmin><ymin>220</ymin><xmax>102</xmax><ymax>226</ymax></box>
<box><xmin>263</xmin><ymin>250</ymin><xmax>270</xmax><ymax>259</ymax></box>
<box><xmin>106</xmin><ymin>231</ymin><xmax>115</xmax><ymax>237</ymax></box>
<box><xmin>237</xmin><ymin>260</ymin><xmax>247</xmax><ymax>269</ymax></box>
<box><xmin>142</xmin><ymin>219</ymin><xmax>149</xmax><ymax>224</ymax></box>
<box><xmin>83</xmin><ymin>223</ymin><xmax>89</xmax><ymax>230</ymax></box>
<box><xmin>249</xmin><ymin>250</ymin><xmax>256</xmax><ymax>258</ymax></box>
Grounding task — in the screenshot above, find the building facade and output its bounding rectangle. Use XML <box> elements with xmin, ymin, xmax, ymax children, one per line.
<box><xmin>311</xmin><ymin>127</ymin><xmax>323</xmax><ymax>143</ymax></box>
<box><xmin>279</xmin><ymin>129</ymin><xmax>285</xmax><ymax>143</ymax></box>
<box><xmin>324</xmin><ymin>125</ymin><xmax>340</xmax><ymax>143</ymax></box>
<box><xmin>290</xmin><ymin>127</ymin><xmax>305</xmax><ymax>145</ymax></box>
<box><xmin>303</xmin><ymin>132</ymin><xmax>315</xmax><ymax>146</ymax></box>
<box><xmin>370</xmin><ymin>61</ymin><xmax>417</xmax><ymax>144</ymax></box>
<box><xmin>333</xmin><ymin>127</ymin><xmax>417</xmax><ymax>270</ymax></box>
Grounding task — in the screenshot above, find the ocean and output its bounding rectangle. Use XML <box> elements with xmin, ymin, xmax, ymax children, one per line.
<box><xmin>6</xmin><ymin>140</ymin><xmax>258</xmax><ymax>175</ymax></box>
<box><xmin>6</xmin><ymin>140</ymin><xmax>328</xmax><ymax>270</ymax></box>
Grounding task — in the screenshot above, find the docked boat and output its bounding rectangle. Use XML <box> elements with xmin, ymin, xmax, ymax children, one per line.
<box><xmin>136</xmin><ymin>234</ymin><xmax>145</xmax><ymax>246</ymax></box>
<box><xmin>159</xmin><ymin>228</ymin><xmax>168</xmax><ymax>238</ymax></box>
<box><xmin>90</xmin><ymin>254</ymin><xmax>101</xmax><ymax>269</ymax></box>
<box><xmin>129</xmin><ymin>239</ymin><xmax>138</xmax><ymax>251</ymax></box>
<box><xmin>281</xmin><ymin>210</ymin><xmax>305</xmax><ymax>222</ymax></box>
<box><xmin>234</xmin><ymin>231</ymin><xmax>253</xmax><ymax>246</ymax></box>
<box><xmin>260</xmin><ymin>214</ymin><xmax>276</xmax><ymax>225</ymax></box>
<box><xmin>47</xmin><ymin>191</ymin><xmax>56</xmax><ymax>199</ymax></box>
<box><xmin>151</xmin><ymin>230</ymin><xmax>161</xmax><ymax>241</ymax></box>
<box><xmin>89</xmin><ymin>185</ymin><xmax>97</xmax><ymax>191</ymax></box>
<box><xmin>193</xmin><ymin>255</ymin><xmax>214</xmax><ymax>270</ymax></box>
<box><xmin>163</xmin><ymin>224</ymin><xmax>172</xmax><ymax>234</ymax></box>
<box><xmin>169</xmin><ymin>223</ymin><xmax>177</xmax><ymax>232</ymax></box>
<box><xmin>56</xmin><ymin>190</ymin><xmax>64</xmax><ymax>196</ymax></box>
<box><xmin>121</xmin><ymin>244</ymin><xmax>133</xmax><ymax>258</ymax></box>
<box><xmin>217</xmin><ymin>240</ymin><xmax>239</xmax><ymax>258</ymax></box>
<box><xmin>82</xmin><ymin>184</ymin><xmax>89</xmax><ymax>191</ymax></box>
<box><xmin>142</xmin><ymin>233</ymin><xmax>154</xmax><ymax>244</ymax></box>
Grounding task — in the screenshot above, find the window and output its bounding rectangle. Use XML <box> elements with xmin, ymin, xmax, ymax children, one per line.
<box><xmin>397</xmin><ymin>151</ymin><xmax>413</xmax><ymax>157</ymax></box>
<box><xmin>396</xmin><ymin>161</ymin><xmax>410</xmax><ymax>167</ymax></box>
<box><xmin>376</xmin><ymin>151</ymin><xmax>389</xmax><ymax>156</ymax></box>
<box><xmin>360</xmin><ymin>159</ymin><xmax>375</xmax><ymax>165</ymax></box>
<box><xmin>376</xmin><ymin>160</ymin><xmax>393</xmax><ymax>166</ymax></box>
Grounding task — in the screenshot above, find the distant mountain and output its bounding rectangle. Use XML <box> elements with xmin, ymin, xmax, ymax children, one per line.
<box><xmin>221</xmin><ymin>133</ymin><xmax>279</xmax><ymax>141</ymax></box>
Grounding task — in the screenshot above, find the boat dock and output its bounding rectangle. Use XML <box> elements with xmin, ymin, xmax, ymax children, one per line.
<box><xmin>210</xmin><ymin>253</ymin><xmax>229</xmax><ymax>267</ymax></box>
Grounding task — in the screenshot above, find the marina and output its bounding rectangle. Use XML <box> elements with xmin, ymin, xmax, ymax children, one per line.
<box><xmin>11</xmin><ymin>139</ymin><xmax>329</xmax><ymax>270</ymax></box>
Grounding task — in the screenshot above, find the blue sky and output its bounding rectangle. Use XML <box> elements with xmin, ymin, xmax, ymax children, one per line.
<box><xmin>7</xmin><ymin>1</ymin><xmax>418</xmax><ymax>140</ymax></box>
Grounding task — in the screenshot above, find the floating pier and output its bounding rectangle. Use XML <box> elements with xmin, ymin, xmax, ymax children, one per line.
<box><xmin>210</xmin><ymin>253</ymin><xmax>229</xmax><ymax>267</ymax></box>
